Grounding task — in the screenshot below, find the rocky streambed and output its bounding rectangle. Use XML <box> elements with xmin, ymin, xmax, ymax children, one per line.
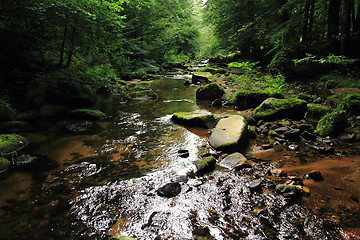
<box><xmin>0</xmin><ymin>66</ymin><xmax>360</xmax><ymax>239</ymax></box>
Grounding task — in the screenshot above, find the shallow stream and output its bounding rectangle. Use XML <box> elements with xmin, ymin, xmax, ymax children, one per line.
<box><xmin>0</xmin><ymin>67</ymin><xmax>359</xmax><ymax>239</ymax></box>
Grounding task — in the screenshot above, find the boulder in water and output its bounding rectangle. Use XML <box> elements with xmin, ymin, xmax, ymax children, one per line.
<box><xmin>209</xmin><ymin>115</ymin><xmax>249</xmax><ymax>153</ymax></box>
<box><xmin>196</xmin><ymin>82</ymin><xmax>225</xmax><ymax>100</ymax></box>
<box><xmin>0</xmin><ymin>134</ymin><xmax>29</xmax><ymax>157</ymax></box>
<box><xmin>70</xmin><ymin>109</ymin><xmax>107</xmax><ymax>120</ymax></box>
<box><xmin>171</xmin><ymin>111</ymin><xmax>216</xmax><ymax>128</ymax></box>
<box><xmin>157</xmin><ymin>182</ymin><xmax>181</xmax><ymax>198</ymax></box>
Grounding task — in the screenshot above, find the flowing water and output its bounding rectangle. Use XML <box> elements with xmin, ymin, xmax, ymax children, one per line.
<box><xmin>0</xmin><ymin>68</ymin><xmax>358</xmax><ymax>239</ymax></box>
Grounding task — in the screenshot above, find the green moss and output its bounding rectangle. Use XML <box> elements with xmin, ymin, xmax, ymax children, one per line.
<box><xmin>253</xmin><ymin>98</ymin><xmax>307</xmax><ymax>121</ymax></box>
<box><xmin>196</xmin><ymin>156</ymin><xmax>216</xmax><ymax>175</ymax></box>
<box><xmin>276</xmin><ymin>184</ymin><xmax>302</xmax><ymax>194</ymax></box>
<box><xmin>316</xmin><ymin>110</ymin><xmax>348</xmax><ymax>136</ymax></box>
<box><xmin>192</xmin><ymin>72</ymin><xmax>213</xmax><ymax>83</ymax></box>
<box><xmin>196</xmin><ymin>83</ymin><xmax>225</xmax><ymax>100</ymax></box>
<box><xmin>343</xmin><ymin>94</ymin><xmax>360</xmax><ymax>114</ymax></box>
<box><xmin>196</xmin><ymin>67</ymin><xmax>227</xmax><ymax>74</ymax></box>
<box><xmin>0</xmin><ymin>99</ymin><xmax>15</xmax><ymax>121</ymax></box>
<box><xmin>171</xmin><ymin>112</ymin><xmax>216</xmax><ymax>128</ymax></box>
<box><xmin>0</xmin><ymin>134</ymin><xmax>29</xmax><ymax>156</ymax></box>
<box><xmin>0</xmin><ymin>157</ymin><xmax>11</xmax><ymax>172</ymax></box>
<box><xmin>129</xmin><ymin>89</ymin><xmax>158</xmax><ymax>99</ymax></box>
<box><xmin>70</xmin><ymin>109</ymin><xmax>107</xmax><ymax>120</ymax></box>
<box><xmin>218</xmin><ymin>141</ymin><xmax>238</xmax><ymax>151</ymax></box>
<box><xmin>306</xmin><ymin>103</ymin><xmax>332</xmax><ymax>122</ymax></box>
<box><xmin>269</xmin><ymin>130</ymin><xmax>277</xmax><ymax>137</ymax></box>
<box><xmin>229</xmin><ymin>90</ymin><xmax>283</xmax><ymax>109</ymax></box>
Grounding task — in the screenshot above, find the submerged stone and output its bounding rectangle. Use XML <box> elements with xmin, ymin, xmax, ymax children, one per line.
<box><xmin>171</xmin><ymin>111</ymin><xmax>216</xmax><ymax>128</ymax></box>
<box><xmin>157</xmin><ymin>182</ymin><xmax>181</xmax><ymax>198</ymax></box>
<box><xmin>209</xmin><ymin>115</ymin><xmax>249</xmax><ymax>153</ymax></box>
<box><xmin>252</xmin><ymin>98</ymin><xmax>307</xmax><ymax>121</ymax></box>
<box><xmin>70</xmin><ymin>109</ymin><xmax>107</xmax><ymax>120</ymax></box>
<box><xmin>0</xmin><ymin>134</ymin><xmax>29</xmax><ymax>157</ymax></box>
<box><xmin>196</xmin><ymin>82</ymin><xmax>225</xmax><ymax>100</ymax></box>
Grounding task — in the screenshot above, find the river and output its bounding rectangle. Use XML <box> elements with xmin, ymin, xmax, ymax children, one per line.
<box><xmin>0</xmin><ymin>67</ymin><xmax>359</xmax><ymax>239</ymax></box>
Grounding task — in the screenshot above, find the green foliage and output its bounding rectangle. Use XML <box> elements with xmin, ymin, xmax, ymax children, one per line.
<box><xmin>293</xmin><ymin>54</ymin><xmax>357</xmax><ymax>65</ymax></box>
<box><xmin>316</xmin><ymin>110</ymin><xmax>348</xmax><ymax>136</ymax></box>
<box><xmin>0</xmin><ymin>99</ymin><xmax>16</xmax><ymax>120</ymax></box>
<box><xmin>227</xmin><ymin>62</ymin><xmax>260</xmax><ymax>71</ymax></box>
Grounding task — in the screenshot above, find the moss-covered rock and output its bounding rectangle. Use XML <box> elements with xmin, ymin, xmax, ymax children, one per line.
<box><xmin>196</xmin><ymin>83</ymin><xmax>225</xmax><ymax>100</ymax></box>
<box><xmin>342</xmin><ymin>94</ymin><xmax>360</xmax><ymax>114</ymax></box>
<box><xmin>0</xmin><ymin>134</ymin><xmax>29</xmax><ymax>156</ymax></box>
<box><xmin>0</xmin><ymin>157</ymin><xmax>11</xmax><ymax>174</ymax></box>
<box><xmin>316</xmin><ymin>110</ymin><xmax>348</xmax><ymax>136</ymax></box>
<box><xmin>196</xmin><ymin>156</ymin><xmax>216</xmax><ymax>175</ymax></box>
<box><xmin>192</xmin><ymin>72</ymin><xmax>213</xmax><ymax>84</ymax></box>
<box><xmin>171</xmin><ymin>111</ymin><xmax>216</xmax><ymax>128</ymax></box>
<box><xmin>70</xmin><ymin>109</ymin><xmax>107</xmax><ymax>120</ymax></box>
<box><xmin>229</xmin><ymin>90</ymin><xmax>283</xmax><ymax>110</ymax></box>
<box><xmin>209</xmin><ymin>115</ymin><xmax>249</xmax><ymax>153</ymax></box>
<box><xmin>197</xmin><ymin>67</ymin><xmax>227</xmax><ymax>75</ymax></box>
<box><xmin>252</xmin><ymin>98</ymin><xmax>307</xmax><ymax>121</ymax></box>
<box><xmin>0</xmin><ymin>121</ymin><xmax>31</xmax><ymax>133</ymax></box>
<box><xmin>129</xmin><ymin>89</ymin><xmax>158</xmax><ymax>100</ymax></box>
<box><xmin>306</xmin><ymin>103</ymin><xmax>332</xmax><ymax>122</ymax></box>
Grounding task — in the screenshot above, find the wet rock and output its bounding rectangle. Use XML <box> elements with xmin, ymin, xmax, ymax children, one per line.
<box><xmin>261</xmin><ymin>144</ymin><xmax>273</xmax><ymax>150</ymax></box>
<box><xmin>219</xmin><ymin>152</ymin><xmax>251</xmax><ymax>170</ymax></box>
<box><xmin>14</xmin><ymin>155</ymin><xmax>36</xmax><ymax>166</ymax></box>
<box><xmin>175</xmin><ymin>175</ymin><xmax>188</xmax><ymax>183</ymax></box>
<box><xmin>270</xmin><ymin>169</ymin><xmax>287</xmax><ymax>177</ymax></box>
<box><xmin>0</xmin><ymin>121</ymin><xmax>32</xmax><ymax>133</ymax></box>
<box><xmin>156</xmin><ymin>182</ymin><xmax>181</xmax><ymax>198</ymax></box>
<box><xmin>252</xmin><ymin>98</ymin><xmax>307</xmax><ymax>121</ymax></box>
<box><xmin>0</xmin><ymin>157</ymin><xmax>11</xmax><ymax>176</ymax></box>
<box><xmin>299</xmin><ymin>123</ymin><xmax>314</xmax><ymax>132</ymax></box>
<box><xmin>192</xmin><ymin>72</ymin><xmax>213</xmax><ymax>84</ymax></box>
<box><xmin>183</xmin><ymin>80</ymin><xmax>191</xmax><ymax>86</ymax></box>
<box><xmin>178</xmin><ymin>150</ymin><xmax>189</xmax><ymax>158</ymax></box>
<box><xmin>171</xmin><ymin>111</ymin><xmax>216</xmax><ymax>128</ymax></box>
<box><xmin>306</xmin><ymin>103</ymin><xmax>332</xmax><ymax>122</ymax></box>
<box><xmin>196</xmin><ymin>156</ymin><xmax>216</xmax><ymax>175</ymax></box>
<box><xmin>287</xmin><ymin>176</ymin><xmax>304</xmax><ymax>186</ymax></box>
<box><xmin>64</xmin><ymin>121</ymin><xmax>94</xmax><ymax>132</ymax></box>
<box><xmin>273</xmin><ymin>126</ymin><xmax>290</xmax><ymax>134</ymax></box>
<box><xmin>337</xmin><ymin>133</ymin><xmax>355</xmax><ymax>142</ymax></box>
<box><xmin>196</xmin><ymin>82</ymin><xmax>225</xmax><ymax>100</ymax></box>
<box><xmin>288</xmin><ymin>144</ymin><xmax>299</xmax><ymax>151</ymax></box>
<box><xmin>284</xmin><ymin>129</ymin><xmax>301</xmax><ymax>140</ymax></box>
<box><xmin>312</xmin><ymin>146</ymin><xmax>335</xmax><ymax>154</ymax></box>
<box><xmin>0</xmin><ymin>134</ymin><xmax>30</xmax><ymax>157</ymax></box>
<box><xmin>209</xmin><ymin>115</ymin><xmax>249</xmax><ymax>153</ymax></box>
<box><xmin>113</xmin><ymin>235</ymin><xmax>138</xmax><ymax>240</ymax></box>
<box><xmin>211</xmin><ymin>99</ymin><xmax>223</xmax><ymax>107</ymax></box>
<box><xmin>248</xmin><ymin>179</ymin><xmax>262</xmax><ymax>191</ymax></box>
<box><xmin>14</xmin><ymin>110</ymin><xmax>41</xmax><ymax>122</ymax></box>
<box><xmin>70</xmin><ymin>109</ymin><xmax>107</xmax><ymax>120</ymax></box>
<box><xmin>276</xmin><ymin>184</ymin><xmax>302</xmax><ymax>196</ymax></box>
<box><xmin>304</xmin><ymin>170</ymin><xmax>323</xmax><ymax>181</ymax></box>
<box><xmin>301</xmin><ymin>131</ymin><xmax>317</xmax><ymax>140</ymax></box>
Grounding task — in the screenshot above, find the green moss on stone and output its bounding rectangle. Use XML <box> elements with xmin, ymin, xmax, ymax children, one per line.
<box><xmin>70</xmin><ymin>109</ymin><xmax>107</xmax><ymax>120</ymax></box>
<box><xmin>229</xmin><ymin>90</ymin><xmax>283</xmax><ymax>110</ymax></box>
<box><xmin>0</xmin><ymin>134</ymin><xmax>29</xmax><ymax>156</ymax></box>
<box><xmin>316</xmin><ymin>110</ymin><xmax>348</xmax><ymax>136</ymax></box>
<box><xmin>253</xmin><ymin>98</ymin><xmax>307</xmax><ymax>121</ymax></box>
<box><xmin>0</xmin><ymin>121</ymin><xmax>31</xmax><ymax>130</ymax></box>
<box><xmin>306</xmin><ymin>103</ymin><xmax>332</xmax><ymax>121</ymax></box>
<box><xmin>196</xmin><ymin>156</ymin><xmax>216</xmax><ymax>175</ymax></box>
<box><xmin>196</xmin><ymin>82</ymin><xmax>225</xmax><ymax>100</ymax></box>
<box><xmin>197</xmin><ymin>67</ymin><xmax>227</xmax><ymax>74</ymax></box>
<box><xmin>130</xmin><ymin>89</ymin><xmax>158</xmax><ymax>99</ymax></box>
<box><xmin>171</xmin><ymin>112</ymin><xmax>216</xmax><ymax>128</ymax></box>
<box><xmin>0</xmin><ymin>157</ymin><xmax>11</xmax><ymax>172</ymax></box>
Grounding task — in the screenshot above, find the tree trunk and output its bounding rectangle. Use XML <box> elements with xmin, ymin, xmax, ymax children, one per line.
<box><xmin>303</xmin><ymin>0</ymin><xmax>315</xmax><ymax>49</ymax></box>
<box><xmin>328</xmin><ymin>0</ymin><xmax>341</xmax><ymax>54</ymax></box>
<box><xmin>66</xmin><ymin>25</ymin><xmax>76</xmax><ymax>68</ymax></box>
<box><xmin>59</xmin><ymin>13</ymin><xmax>69</xmax><ymax>67</ymax></box>
<box><xmin>340</xmin><ymin>0</ymin><xmax>352</xmax><ymax>56</ymax></box>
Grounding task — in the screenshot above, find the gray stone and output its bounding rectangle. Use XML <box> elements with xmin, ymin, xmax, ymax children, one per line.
<box><xmin>157</xmin><ymin>182</ymin><xmax>181</xmax><ymax>198</ymax></box>
<box><xmin>209</xmin><ymin>115</ymin><xmax>249</xmax><ymax>153</ymax></box>
<box><xmin>219</xmin><ymin>152</ymin><xmax>251</xmax><ymax>170</ymax></box>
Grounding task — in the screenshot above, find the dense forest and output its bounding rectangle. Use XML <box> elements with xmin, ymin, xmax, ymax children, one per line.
<box><xmin>1</xmin><ymin>0</ymin><xmax>360</xmax><ymax>239</ymax></box>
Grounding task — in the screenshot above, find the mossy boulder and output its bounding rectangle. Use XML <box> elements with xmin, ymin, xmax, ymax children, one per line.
<box><xmin>197</xmin><ymin>67</ymin><xmax>227</xmax><ymax>75</ymax></box>
<box><xmin>0</xmin><ymin>134</ymin><xmax>30</xmax><ymax>156</ymax></box>
<box><xmin>196</xmin><ymin>156</ymin><xmax>216</xmax><ymax>175</ymax></box>
<box><xmin>171</xmin><ymin>111</ymin><xmax>217</xmax><ymax>128</ymax></box>
<box><xmin>229</xmin><ymin>90</ymin><xmax>283</xmax><ymax>110</ymax></box>
<box><xmin>306</xmin><ymin>103</ymin><xmax>332</xmax><ymax>122</ymax></box>
<box><xmin>342</xmin><ymin>94</ymin><xmax>360</xmax><ymax>114</ymax></box>
<box><xmin>0</xmin><ymin>99</ymin><xmax>15</xmax><ymax>121</ymax></box>
<box><xmin>209</xmin><ymin>115</ymin><xmax>249</xmax><ymax>153</ymax></box>
<box><xmin>129</xmin><ymin>89</ymin><xmax>158</xmax><ymax>100</ymax></box>
<box><xmin>252</xmin><ymin>98</ymin><xmax>307</xmax><ymax>121</ymax></box>
<box><xmin>0</xmin><ymin>157</ymin><xmax>11</xmax><ymax>175</ymax></box>
<box><xmin>196</xmin><ymin>83</ymin><xmax>225</xmax><ymax>100</ymax></box>
<box><xmin>316</xmin><ymin>110</ymin><xmax>348</xmax><ymax>136</ymax></box>
<box><xmin>192</xmin><ymin>72</ymin><xmax>213</xmax><ymax>84</ymax></box>
<box><xmin>70</xmin><ymin>109</ymin><xmax>107</xmax><ymax>120</ymax></box>
<box><xmin>0</xmin><ymin>121</ymin><xmax>31</xmax><ymax>133</ymax></box>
